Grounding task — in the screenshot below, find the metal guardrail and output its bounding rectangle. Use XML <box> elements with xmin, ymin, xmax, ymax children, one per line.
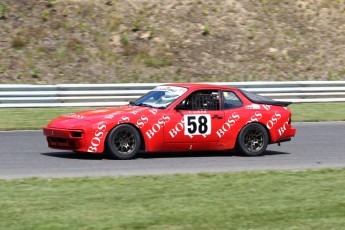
<box><xmin>1</xmin><ymin>81</ymin><xmax>345</xmax><ymax>108</ymax></box>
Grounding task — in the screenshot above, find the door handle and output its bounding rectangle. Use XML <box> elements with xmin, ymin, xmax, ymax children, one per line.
<box><xmin>212</xmin><ymin>115</ymin><xmax>223</xmax><ymax>119</ymax></box>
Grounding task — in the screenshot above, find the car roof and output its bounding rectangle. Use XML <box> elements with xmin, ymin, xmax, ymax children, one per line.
<box><xmin>164</xmin><ymin>83</ymin><xmax>239</xmax><ymax>91</ymax></box>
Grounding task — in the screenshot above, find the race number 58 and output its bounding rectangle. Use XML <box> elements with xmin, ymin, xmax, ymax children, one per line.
<box><xmin>184</xmin><ymin>114</ymin><xmax>211</xmax><ymax>135</ymax></box>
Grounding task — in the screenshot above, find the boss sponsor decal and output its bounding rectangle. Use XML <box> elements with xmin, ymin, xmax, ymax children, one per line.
<box><xmin>187</xmin><ymin>111</ymin><xmax>207</xmax><ymax>114</ymax></box>
<box><xmin>87</xmin><ymin>121</ymin><xmax>107</xmax><ymax>152</ymax></box>
<box><xmin>262</xmin><ymin>104</ymin><xmax>271</xmax><ymax>111</ymax></box>
<box><xmin>104</xmin><ymin>111</ymin><xmax>121</xmax><ymax>119</ymax></box>
<box><xmin>216</xmin><ymin>112</ymin><xmax>240</xmax><ymax>138</ymax></box>
<box><xmin>152</xmin><ymin>86</ymin><xmax>187</xmax><ymax>96</ymax></box>
<box><xmin>266</xmin><ymin>112</ymin><xmax>282</xmax><ymax>129</ymax></box>
<box><xmin>149</xmin><ymin>108</ymin><xmax>158</xmax><ymax>115</ymax></box>
<box><xmin>130</xmin><ymin>107</ymin><xmax>149</xmax><ymax>115</ymax></box>
<box><xmin>90</xmin><ymin>109</ymin><xmax>110</xmax><ymax>113</ymax></box>
<box><xmin>136</xmin><ymin>115</ymin><xmax>149</xmax><ymax>128</ymax></box>
<box><xmin>245</xmin><ymin>104</ymin><xmax>261</xmax><ymax>110</ymax></box>
<box><xmin>184</xmin><ymin>114</ymin><xmax>211</xmax><ymax>136</ymax></box>
<box><xmin>117</xmin><ymin>116</ymin><xmax>130</xmax><ymax>124</ymax></box>
<box><xmin>278</xmin><ymin>121</ymin><xmax>289</xmax><ymax>136</ymax></box>
<box><xmin>146</xmin><ymin>115</ymin><xmax>171</xmax><ymax>139</ymax></box>
<box><xmin>63</xmin><ymin>113</ymin><xmax>86</xmax><ymax>119</ymax></box>
<box><xmin>169</xmin><ymin>117</ymin><xmax>185</xmax><ymax>138</ymax></box>
<box><xmin>248</xmin><ymin>111</ymin><xmax>263</xmax><ymax>123</ymax></box>
<box><xmin>122</xmin><ymin>107</ymin><xmax>136</xmax><ymax>111</ymax></box>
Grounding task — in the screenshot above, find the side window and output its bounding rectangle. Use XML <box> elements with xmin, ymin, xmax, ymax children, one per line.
<box><xmin>182</xmin><ymin>90</ymin><xmax>220</xmax><ymax>111</ymax></box>
<box><xmin>222</xmin><ymin>91</ymin><xmax>243</xmax><ymax>109</ymax></box>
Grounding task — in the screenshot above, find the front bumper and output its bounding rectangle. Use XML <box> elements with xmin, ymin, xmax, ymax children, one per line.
<box><xmin>43</xmin><ymin>127</ymin><xmax>85</xmax><ymax>150</ymax></box>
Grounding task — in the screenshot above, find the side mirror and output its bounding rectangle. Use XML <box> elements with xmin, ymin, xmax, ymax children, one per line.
<box><xmin>175</xmin><ymin>104</ymin><xmax>186</xmax><ymax>110</ymax></box>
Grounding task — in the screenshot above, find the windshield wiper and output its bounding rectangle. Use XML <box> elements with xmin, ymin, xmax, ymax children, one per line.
<box><xmin>136</xmin><ymin>103</ymin><xmax>154</xmax><ymax>108</ymax></box>
<box><xmin>133</xmin><ymin>102</ymin><xmax>166</xmax><ymax>109</ymax></box>
<box><xmin>129</xmin><ymin>101</ymin><xmax>137</xmax><ymax>106</ymax></box>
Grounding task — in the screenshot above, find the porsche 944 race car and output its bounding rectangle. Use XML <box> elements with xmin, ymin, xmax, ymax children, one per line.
<box><xmin>43</xmin><ymin>84</ymin><xmax>296</xmax><ymax>159</ymax></box>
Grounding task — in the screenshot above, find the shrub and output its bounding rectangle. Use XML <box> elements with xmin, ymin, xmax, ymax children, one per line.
<box><xmin>0</xmin><ymin>4</ymin><xmax>7</xmax><ymax>20</ymax></box>
<box><xmin>11</xmin><ymin>35</ymin><xmax>26</xmax><ymax>49</ymax></box>
<box><xmin>202</xmin><ymin>25</ymin><xmax>210</xmax><ymax>36</ymax></box>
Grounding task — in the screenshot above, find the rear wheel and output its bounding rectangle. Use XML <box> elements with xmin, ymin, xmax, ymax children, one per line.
<box><xmin>236</xmin><ymin>123</ymin><xmax>268</xmax><ymax>156</ymax></box>
<box><xmin>105</xmin><ymin>124</ymin><xmax>141</xmax><ymax>160</ymax></box>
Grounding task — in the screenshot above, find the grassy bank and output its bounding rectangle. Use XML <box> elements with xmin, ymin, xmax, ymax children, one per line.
<box><xmin>0</xmin><ymin>103</ymin><xmax>344</xmax><ymax>130</ymax></box>
<box><xmin>1</xmin><ymin>0</ymin><xmax>344</xmax><ymax>84</ymax></box>
<box><xmin>1</xmin><ymin>168</ymin><xmax>345</xmax><ymax>229</ymax></box>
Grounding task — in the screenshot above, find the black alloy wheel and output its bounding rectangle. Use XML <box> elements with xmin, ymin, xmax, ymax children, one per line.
<box><xmin>106</xmin><ymin>124</ymin><xmax>141</xmax><ymax>160</ymax></box>
<box><xmin>236</xmin><ymin>123</ymin><xmax>269</xmax><ymax>156</ymax></box>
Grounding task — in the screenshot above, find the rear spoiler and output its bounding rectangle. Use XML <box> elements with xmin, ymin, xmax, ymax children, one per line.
<box><xmin>239</xmin><ymin>89</ymin><xmax>292</xmax><ymax>107</ymax></box>
<box><xmin>244</xmin><ymin>98</ymin><xmax>292</xmax><ymax>107</ymax></box>
<box><xmin>257</xmin><ymin>100</ymin><xmax>292</xmax><ymax>107</ymax></box>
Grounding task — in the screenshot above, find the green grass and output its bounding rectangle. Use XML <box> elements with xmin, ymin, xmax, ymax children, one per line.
<box><xmin>1</xmin><ymin>168</ymin><xmax>345</xmax><ymax>229</ymax></box>
<box><xmin>289</xmin><ymin>102</ymin><xmax>345</xmax><ymax>122</ymax></box>
<box><xmin>0</xmin><ymin>107</ymin><xmax>92</xmax><ymax>130</ymax></box>
<box><xmin>0</xmin><ymin>103</ymin><xmax>344</xmax><ymax>130</ymax></box>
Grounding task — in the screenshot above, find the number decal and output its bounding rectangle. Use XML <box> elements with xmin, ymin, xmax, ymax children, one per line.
<box><xmin>184</xmin><ymin>115</ymin><xmax>211</xmax><ymax>135</ymax></box>
<box><xmin>187</xmin><ymin>116</ymin><xmax>197</xmax><ymax>134</ymax></box>
<box><xmin>198</xmin><ymin>116</ymin><xmax>208</xmax><ymax>134</ymax></box>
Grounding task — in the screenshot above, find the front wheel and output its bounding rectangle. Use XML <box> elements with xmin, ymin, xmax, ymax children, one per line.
<box><xmin>236</xmin><ymin>123</ymin><xmax>269</xmax><ymax>156</ymax></box>
<box><xmin>105</xmin><ymin>124</ymin><xmax>141</xmax><ymax>160</ymax></box>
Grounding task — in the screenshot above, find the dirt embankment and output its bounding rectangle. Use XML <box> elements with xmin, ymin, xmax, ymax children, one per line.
<box><xmin>0</xmin><ymin>0</ymin><xmax>344</xmax><ymax>84</ymax></box>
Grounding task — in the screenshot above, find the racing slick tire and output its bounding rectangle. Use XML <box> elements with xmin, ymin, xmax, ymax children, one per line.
<box><xmin>236</xmin><ymin>123</ymin><xmax>269</xmax><ymax>157</ymax></box>
<box><xmin>105</xmin><ymin>124</ymin><xmax>141</xmax><ymax>160</ymax></box>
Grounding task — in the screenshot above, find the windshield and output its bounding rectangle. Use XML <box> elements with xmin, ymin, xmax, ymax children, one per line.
<box><xmin>131</xmin><ymin>86</ymin><xmax>188</xmax><ymax>109</ymax></box>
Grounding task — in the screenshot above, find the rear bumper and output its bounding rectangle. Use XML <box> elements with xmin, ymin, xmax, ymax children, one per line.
<box><xmin>286</xmin><ymin>127</ymin><xmax>296</xmax><ymax>137</ymax></box>
<box><xmin>275</xmin><ymin>127</ymin><xmax>296</xmax><ymax>143</ymax></box>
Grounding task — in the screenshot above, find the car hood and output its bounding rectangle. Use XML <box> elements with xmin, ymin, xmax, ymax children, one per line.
<box><xmin>60</xmin><ymin>107</ymin><xmax>127</xmax><ymax>121</ymax></box>
<box><xmin>46</xmin><ymin>106</ymin><xmax>144</xmax><ymax>129</ymax></box>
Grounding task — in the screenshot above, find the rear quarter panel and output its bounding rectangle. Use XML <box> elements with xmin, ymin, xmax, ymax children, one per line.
<box><xmin>219</xmin><ymin>103</ymin><xmax>292</xmax><ymax>149</ymax></box>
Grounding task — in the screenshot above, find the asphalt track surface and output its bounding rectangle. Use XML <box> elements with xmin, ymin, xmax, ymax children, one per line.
<box><xmin>0</xmin><ymin>122</ymin><xmax>344</xmax><ymax>179</ymax></box>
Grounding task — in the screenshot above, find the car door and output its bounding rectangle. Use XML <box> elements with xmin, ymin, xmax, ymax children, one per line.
<box><xmin>216</xmin><ymin>90</ymin><xmax>245</xmax><ymax>149</ymax></box>
<box><xmin>164</xmin><ymin>89</ymin><xmax>225</xmax><ymax>144</ymax></box>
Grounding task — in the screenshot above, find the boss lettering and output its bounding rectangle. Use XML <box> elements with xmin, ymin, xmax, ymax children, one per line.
<box><xmin>136</xmin><ymin>115</ymin><xmax>149</xmax><ymax>128</ymax></box>
<box><xmin>146</xmin><ymin>115</ymin><xmax>170</xmax><ymax>139</ymax></box>
<box><xmin>266</xmin><ymin>112</ymin><xmax>282</xmax><ymax>129</ymax></box>
<box><xmin>104</xmin><ymin>112</ymin><xmax>120</xmax><ymax>119</ymax></box>
<box><xmin>88</xmin><ymin>122</ymin><xmax>107</xmax><ymax>152</ymax></box>
<box><xmin>216</xmin><ymin>112</ymin><xmax>240</xmax><ymax>138</ymax></box>
<box><xmin>248</xmin><ymin>111</ymin><xmax>263</xmax><ymax>123</ymax></box>
<box><xmin>94</xmin><ymin>129</ymin><xmax>104</xmax><ymax>138</ymax></box>
<box><xmin>131</xmin><ymin>107</ymin><xmax>148</xmax><ymax>115</ymax></box>
<box><xmin>90</xmin><ymin>137</ymin><xmax>101</xmax><ymax>146</ymax></box>
<box><xmin>88</xmin><ymin>146</ymin><xmax>97</xmax><ymax>152</ymax></box>
<box><xmin>278</xmin><ymin>121</ymin><xmax>289</xmax><ymax>136</ymax></box>
<box><xmin>149</xmin><ymin>109</ymin><xmax>158</xmax><ymax>115</ymax></box>
<box><xmin>63</xmin><ymin>113</ymin><xmax>86</xmax><ymax>119</ymax></box>
<box><xmin>118</xmin><ymin>116</ymin><xmax>130</xmax><ymax>124</ymax></box>
<box><xmin>262</xmin><ymin>104</ymin><xmax>271</xmax><ymax>111</ymax></box>
<box><xmin>169</xmin><ymin>121</ymin><xmax>184</xmax><ymax>138</ymax></box>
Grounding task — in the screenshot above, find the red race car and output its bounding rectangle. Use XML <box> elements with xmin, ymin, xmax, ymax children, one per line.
<box><xmin>43</xmin><ymin>84</ymin><xmax>296</xmax><ymax>159</ymax></box>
